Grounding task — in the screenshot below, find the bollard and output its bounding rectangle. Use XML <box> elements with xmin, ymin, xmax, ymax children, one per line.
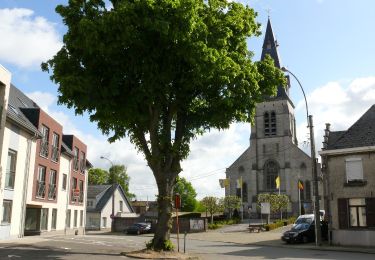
<box><xmin>184</xmin><ymin>232</ymin><xmax>187</xmax><ymax>253</ymax></box>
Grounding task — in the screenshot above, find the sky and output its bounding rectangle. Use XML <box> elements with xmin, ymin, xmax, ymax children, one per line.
<box><xmin>0</xmin><ymin>0</ymin><xmax>374</xmax><ymax>201</ymax></box>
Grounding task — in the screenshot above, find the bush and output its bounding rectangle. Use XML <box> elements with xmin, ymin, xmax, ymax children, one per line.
<box><xmin>208</xmin><ymin>218</ymin><xmax>241</xmax><ymax>230</ymax></box>
<box><xmin>145</xmin><ymin>239</ymin><xmax>175</xmax><ymax>251</ymax></box>
<box><xmin>263</xmin><ymin>217</ymin><xmax>296</xmax><ymax>231</ymax></box>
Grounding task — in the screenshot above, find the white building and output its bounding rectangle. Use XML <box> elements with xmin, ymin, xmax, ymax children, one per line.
<box><xmin>86</xmin><ymin>184</ymin><xmax>135</xmax><ymax>230</ymax></box>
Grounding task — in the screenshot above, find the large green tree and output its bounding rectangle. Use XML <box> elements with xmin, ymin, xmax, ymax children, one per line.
<box><xmin>201</xmin><ymin>196</ymin><xmax>223</xmax><ymax>224</ymax></box>
<box><xmin>88</xmin><ymin>168</ymin><xmax>108</xmax><ymax>185</ymax></box>
<box><xmin>173</xmin><ymin>177</ymin><xmax>197</xmax><ymax>212</ymax></box>
<box><xmin>42</xmin><ymin>0</ymin><xmax>285</xmax><ymax>250</ymax></box>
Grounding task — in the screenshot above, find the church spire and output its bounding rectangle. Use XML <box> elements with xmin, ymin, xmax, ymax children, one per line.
<box><xmin>261</xmin><ymin>18</ymin><xmax>290</xmax><ymax>99</ymax></box>
<box><xmin>261</xmin><ymin>18</ymin><xmax>281</xmax><ymax>68</ymax></box>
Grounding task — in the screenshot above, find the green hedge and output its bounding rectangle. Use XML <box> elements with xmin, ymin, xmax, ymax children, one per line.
<box><xmin>264</xmin><ymin>217</ymin><xmax>296</xmax><ymax>231</ymax></box>
<box><xmin>208</xmin><ymin>218</ymin><xmax>241</xmax><ymax>230</ymax></box>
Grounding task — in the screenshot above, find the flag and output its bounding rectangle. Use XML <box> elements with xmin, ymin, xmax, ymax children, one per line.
<box><xmin>219</xmin><ymin>179</ymin><xmax>230</xmax><ymax>188</ymax></box>
<box><xmin>298</xmin><ymin>180</ymin><xmax>304</xmax><ymax>190</ymax></box>
<box><xmin>275</xmin><ymin>176</ymin><xmax>280</xmax><ymax>189</ymax></box>
<box><xmin>236</xmin><ymin>177</ymin><xmax>242</xmax><ymax>189</ymax></box>
<box><xmin>224</xmin><ymin>178</ymin><xmax>230</xmax><ymax>187</ymax></box>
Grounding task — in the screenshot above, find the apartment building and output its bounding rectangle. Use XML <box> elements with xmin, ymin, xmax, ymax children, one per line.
<box><xmin>0</xmin><ymin>65</ymin><xmax>90</xmax><ymax>239</ymax></box>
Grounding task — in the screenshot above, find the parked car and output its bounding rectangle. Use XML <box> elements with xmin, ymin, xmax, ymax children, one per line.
<box><xmin>292</xmin><ymin>214</ymin><xmax>314</xmax><ymax>227</ymax></box>
<box><xmin>282</xmin><ymin>221</ymin><xmax>328</xmax><ymax>244</ymax></box>
<box><xmin>125</xmin><ymin>223</ymin><xmax>151</xmax><ymax>235</ymax></box>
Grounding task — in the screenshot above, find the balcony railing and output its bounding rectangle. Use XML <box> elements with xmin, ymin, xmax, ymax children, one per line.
<box><xmin>51</xmin><ymin>146</ymin><xmax>59</xmax><ymax>162</ymax></box>
<box><xmin>36</xmin><ymin>181</ymin><xmax>46</xmax><ymax>198</ymax></box>
<box><xmin>48</xmin><ymin>184</ymin><xmax>57</xmax><ymax>200</ymax></box>
<box><xmin>40</xmin><ymin>141</ymin><xmax>49</xmax><ymax>157</ymax></box>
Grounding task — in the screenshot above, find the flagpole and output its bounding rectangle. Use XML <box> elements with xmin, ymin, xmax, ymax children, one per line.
<box><xmin>298</xmin><ymin>181</ymin><xmax>301</xmax><ymax>216</ymax></box>
<box><xmin>240</xmin><ymin>176</ymin><xmax>243</xmax><ymax>222</ymax></box>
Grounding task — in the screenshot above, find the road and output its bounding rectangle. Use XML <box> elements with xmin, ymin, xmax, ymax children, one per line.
<box><xmin>0</xmin><ymin>226</ymin><xmax>374</xmax><ymax>259</ymax></box>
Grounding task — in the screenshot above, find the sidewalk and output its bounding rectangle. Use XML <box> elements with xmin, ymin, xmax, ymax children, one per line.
<box><xmin>186</xmin><ymin>222</ymin><xmax>375</xmax><ymax>255</ymax></box>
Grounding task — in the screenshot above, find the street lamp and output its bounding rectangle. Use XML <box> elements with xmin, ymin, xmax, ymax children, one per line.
<box><xmin>100</xmin><ymin>156</ymin><xmax>115</xmax><ymax>232</ymax></box>
<box><xmin>281</xmin><ymin>67</ymin><xmax>322</xmax><ymax>246</ymax></box>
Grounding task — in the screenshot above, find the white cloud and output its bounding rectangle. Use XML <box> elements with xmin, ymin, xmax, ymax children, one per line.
<box><xmin>0</xmin><ymin>8</ymin><xmax>62</xmax><ymax>69</ymax></box>
<box><xmin>295</xmin><ymin>76</ymin><xmax>375</xmax><ymax>157</ymax></box>
<box><xmin>26</xmin><ymin>91</ymin><xmax>56</xmax><ymax>111</ymax></box>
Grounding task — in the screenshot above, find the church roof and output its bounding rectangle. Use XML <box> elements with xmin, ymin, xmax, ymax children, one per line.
<box><xmin>327</xmin><ymin>105</ymin><xmax>375</xmax><ymax>149</ymax></box>
<box><xmin>261</xmin><ymin>18</ymin><xmax>290</xmax><ymax>101</ymax></box>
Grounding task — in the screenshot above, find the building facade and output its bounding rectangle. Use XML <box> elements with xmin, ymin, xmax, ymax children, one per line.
<box><xmin>225</xmin><ymin>19</ymin><xmax>316</xmax><ymax>217</ymax></box>
<box><xmin>320</xmin><ymin>105</ymin><xmax>375</xmax><ymax>247</ymax></box>
<box><xmin>0</xmin><ymin>65</ymin><xmax>90</xmax><ymax>239</ymax></box>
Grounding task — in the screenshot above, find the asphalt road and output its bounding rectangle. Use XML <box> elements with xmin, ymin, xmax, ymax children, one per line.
<box><xmin>0</xmin><ymin>230</ymin><xmax>374</xmax><ymax>259</ymax></box>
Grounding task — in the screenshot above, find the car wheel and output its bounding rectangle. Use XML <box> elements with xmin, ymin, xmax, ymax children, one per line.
<box><xmin>302</xmin><ymin>236</ymin><xmax>309</xmax><ymax>243</ymax></box>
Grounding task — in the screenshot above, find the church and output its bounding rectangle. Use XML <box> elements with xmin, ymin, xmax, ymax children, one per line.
<box><xmin>225</xmin><ymin>19</ymin><xmax>314</xmax><ymax>217</ymax></box>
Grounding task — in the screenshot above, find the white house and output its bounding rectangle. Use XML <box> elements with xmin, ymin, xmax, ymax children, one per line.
<box><xmin>86</xmin><ymin>184</ymin><xmax>135</xmax><ymax>230</ymax></box>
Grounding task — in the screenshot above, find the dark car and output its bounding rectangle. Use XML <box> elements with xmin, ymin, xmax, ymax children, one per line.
<box><xmin>125</xmin><ymin>223</ymin><xmax>151</xmax><ymax>235</ymax></box>
<box><xmin>282</xmin><ymin>221</ymin><xmax>328</xmax><ymax>244</ymax></box>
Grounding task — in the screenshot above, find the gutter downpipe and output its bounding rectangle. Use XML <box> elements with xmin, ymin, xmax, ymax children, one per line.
<box><xmin>83</xmin><ymin>165</ymin><xmax>89</xmax><ymax>235</ymax></box>
<box><xmin>19</xmin><ymin>132</ymin><xmax>39</xmax><ymax>238</ymax></box>
<box><xmin>65</xmin><ymin>157</ymin><xmax>72</xmax><ymax>236</ymax></box>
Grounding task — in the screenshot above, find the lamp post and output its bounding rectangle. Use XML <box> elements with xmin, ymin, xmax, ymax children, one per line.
<box><xmin>100</xmin><ymin>156</ymin><xmax>115</xmax><ymax>232</ymax></box>
<box><xmin>281</xmin><ymin>67</ymin><xmax>322</xmax><ymax>246</ymax></box>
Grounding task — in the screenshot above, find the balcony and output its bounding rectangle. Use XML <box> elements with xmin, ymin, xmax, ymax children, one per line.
<box><xmin>48</xmin><ymin>184</ymin><xmax>57</xmax><ymax>200</ymax></box>
<box><xmin>40</xmin><ymin>141</ymin><xmax>49</xmax><ymax>158</ymax></box>
<box><xmin>36</xmin><ymin>181</ymin><xmax>46</xmax><ymax>198</ymax></box>
<box><xmin>51</xmin><ymin>146</ymin><xmax>59</xmax><ymax>162</ymax></box>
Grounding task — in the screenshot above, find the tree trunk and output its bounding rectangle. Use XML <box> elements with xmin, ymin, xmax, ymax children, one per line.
<box><xmin>211</xmin><ymin>213</ymin><xmax>214</xmax><ymax>224</ymax></box>
<box><xmin>153</xmin><ymin>175</ymin><xmax>174</xmax><ymax>250</ymax></box>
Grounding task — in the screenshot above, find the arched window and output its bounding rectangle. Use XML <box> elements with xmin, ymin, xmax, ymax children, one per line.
<box><xmin>305</xmin><ymin>181</ymin><xmax>311</xmax><ymax>200</ymax></box>
<box><xmin>264</xmin><ymin>112</ymin><xmax>270</xmax><ymax>136</ymax></box>
<box><xmin>270</xmin><ymin>111</ymin><xmax>277</xmax><ymax>135</ymax></box>
<box><xmin>242</xmin><ymin>182</ymin><xmax>248</xmax><ymax>203</ymax></box>
<box><xmin>264</xmin><ymin>160</ymin><xmax>279</xmax><ymax>190</ymax></box>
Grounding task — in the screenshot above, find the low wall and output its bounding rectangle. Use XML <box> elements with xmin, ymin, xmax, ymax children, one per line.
<box><xmin>333</xmin><ymin>230</ymin><xmax>375</xmax><ymax>247</ymax></box>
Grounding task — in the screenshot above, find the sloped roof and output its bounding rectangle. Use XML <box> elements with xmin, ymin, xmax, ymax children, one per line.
<box><xmin>327</xmin><ymin>105</ymin><xmax>375</xmax><ymax>149</ymax></box>
<box><xmin>87</xmin><ymin>184</ymin><xmax>134</xmax><ymax>213</ymax></box>
<box><xmin>7</xmin><ymin>84</ymin><xmax>42</xmax><ymax>137</ymax></box>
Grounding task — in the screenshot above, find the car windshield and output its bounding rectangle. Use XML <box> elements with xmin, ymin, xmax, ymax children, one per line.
<box><xmin>293</xmin><ymin>223</ymin><xmax>310</xmax><ymax>230</ymax></box>
<box><xmin>295</xmin><ymin>217</ymin><xmax>313</xmax><ymax>225</ymax></box>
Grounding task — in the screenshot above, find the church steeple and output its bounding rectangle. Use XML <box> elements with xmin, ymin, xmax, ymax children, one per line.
<box><xmin>261</xmin><ymin>18</ymin><xmax>290</xmax><ymax>99</ymax></box>
<box><xmin>261</xmin><ymin>18</ymin><xmax>281</xmax><ymax>68</ymax></box>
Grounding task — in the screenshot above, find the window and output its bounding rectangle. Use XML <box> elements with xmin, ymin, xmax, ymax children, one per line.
<box><xmin>40</xmin><ymin>208</ymin><xmax>49</xmax><ymax>230</ymax></box>
<box><xmin>270</xmin><ymin>111</ymin><xmax>277</xmax><ymax>135</ymax></box>
<box><xmin>264</xmin><ymin>160</ymin><xmax>279</xmax><ymax>190</ymax></box>
<box><xmin>87</xmin><ymin>200</ymin><xmax>94</xmax><ymax>207</ymax></box>
<box><xmin>242</xmin><ymin>182</ymin><xmax>248</xmax><ymax>203</ymax></box>
<box><xmin>119</xmin><ymin>201</ymin><xmax>123</xmax><ymax>212</ymax></box>
<box><xmin>52</xmin><ymin>209</ymin><xmax>57</xmax><ymax>230</ymax></box>
<box><xmin>5</xmin><ymin>149</ymin><xmax>17</xmax><ymax>189</ymax></box>
<box><xmin>71</xmin><ymin>177</ymin><xmax>78</xmax><ymax>202</ymax></box>
<box><xmin>345</xmin><ymin>158</ymin><xmax>363</xmax><ymax>182</ymax></box>
<box><xmin>48</xmin><ymin>170</ymin><xmax>57</xmax><ymax>200</ymax></box>
<box><xmin>102</xmin><ymin>217</ymin><xmax>107</xmax><ymax>228</ymax></box>
<box><xmin>80</xmin><ymin>151</ymin><xmax>86</xmax><ymax>173</ymax></box>
<box><xmin>73</xmin><ymin>147</ymin><xmax>79</xmax><ymax>171</ymax></box>
<box><xmin>2</xmin><ymin>200</ymin><xmax>12</xmax><ymax>224</ymax></box>
<box><xmin>62</xmin><ymin>174</ymin><xmax>67</xmax><ymax>190</ymax></box>
<box><xmin>79</xmin><ymin>180</ymin><xmax>84</xmax><ymax>203</ymax></box>
<box><xmin>36</xmin><ymin>166</ymin><xmax>47</xmax><ymax>198</ymax></box>
<box><xmin>338</xmin><ymin>198</ymin><xmax>375</xmax><ymax>229</ymax></box>
<box><xmin>66</xmin><ymin>209</ymin><xmax>71</xmax><ymax>228</ymax></box>
<box><xmin>80</xmin><ymin>210</ymin><xmax>83</xmax><ymax>227</ymax></box>
<box><xmin>51</xmin><ymin>133</ymin><xmax>59</xmax><ymax>162</ymax></box>
<box><xmin>264</xmin><ymin>112</ymin><xmax>270</xmax><ymax>136</ymax></box>
<box><xmin>40</xmin><ymin>125</ymin><xmax>49</xmax><ymax>157</ymax></box>
<box><xmin>349</xmin><ymin>198</ymin><xmax>367</xmax><ymax>227</ymax></box>
<box><xmin>74</xmin><ymin>210</ymin><xmax>78</xmax><ymax>227</ymax></box>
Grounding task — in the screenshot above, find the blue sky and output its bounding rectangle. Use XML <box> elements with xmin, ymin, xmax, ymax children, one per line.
<box><xmin>1</xmin><ymin>0</ymin><xmax>374</xmax><ymax>200</ymax></box>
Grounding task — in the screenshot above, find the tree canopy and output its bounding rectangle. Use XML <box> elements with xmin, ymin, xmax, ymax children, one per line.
<box><xmin>88</xmin><ymin>168</ymin><xmax>108</xmax><ymax>185</ymax></box>
<box><xmin>173</xmin><ymin>177</ymin><xmax>197</xmax><ymax>211</ymax></box>
<box><xmin>201</xmin><ymin>196</ymin><xmax>223</xmax><ymax>224</ymax></box>
<box><xmin>43</xmin><ymin>0</ymin><xmax>285</xmax><ymax>250</ymax></box>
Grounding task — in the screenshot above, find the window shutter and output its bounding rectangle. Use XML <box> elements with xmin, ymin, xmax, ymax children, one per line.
<box><xmin>338</xmin><ymin>198</ymin><xmax>348</xmax><ymax>229</ymax></box>
<box><xmin>345</xmin><ymin>158</ymin><xmax>363</xmax><ymax>181</ymax></box>
<box><xmin>366</xmin><ymin>198</ymin><xmax>375</xmax><ymax>227</ymax></box>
